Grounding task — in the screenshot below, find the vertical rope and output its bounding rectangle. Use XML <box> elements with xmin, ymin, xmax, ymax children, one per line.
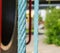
<box><xmin>34</xmin><ymin>0</ymin><xmax>39</xmax><ymax>53</ymax></box>
<box><xmin>18</xmin><ymin>0</ymin><xmax>27</xmax><ymax>53</ymax></box>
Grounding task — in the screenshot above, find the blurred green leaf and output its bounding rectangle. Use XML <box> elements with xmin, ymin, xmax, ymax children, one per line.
<box><xmin>45</xmin><ymin>8</ymin><xmax>60</xmax><ymax>46</ymax></box>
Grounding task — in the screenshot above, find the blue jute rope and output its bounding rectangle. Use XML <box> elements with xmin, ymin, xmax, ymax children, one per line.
<box><xmin>18</xmin><ymin>0</ymin><xmax>27</xmax><ymax>53</ymax></box>
<box><xmin>34</xmin><ymin>0</ymin><xmax>39</xmax><ymax>53</ymax></box>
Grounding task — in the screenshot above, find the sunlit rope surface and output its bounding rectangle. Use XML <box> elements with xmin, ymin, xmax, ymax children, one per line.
<box><xmin>18</xmin><ymin>0</ymin><xmax>27</xmax><ymax>53</ymax></box>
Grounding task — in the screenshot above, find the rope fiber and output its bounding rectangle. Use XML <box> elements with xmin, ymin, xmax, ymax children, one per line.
<box><xmin>18</xmin><ymin>0</ymin><xmax>27</xmax><ymax>53</ymax></box>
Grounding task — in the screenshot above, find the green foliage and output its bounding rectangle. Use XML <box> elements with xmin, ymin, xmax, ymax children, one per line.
<box><xmin>39</xmin><ymin>15</ymin><xmax>42</xmax><ymax>21</ymax></box>
<box><xmin>45</xmin><ymin>8</ymin><xmax>60</xmax><ymax>46</ymax></box>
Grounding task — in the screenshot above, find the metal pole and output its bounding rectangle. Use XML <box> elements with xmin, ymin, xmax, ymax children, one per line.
<box><xmin>26</xmin><ymin>0</ymin><xmax>32</xmax><ymax>45</ymax></box>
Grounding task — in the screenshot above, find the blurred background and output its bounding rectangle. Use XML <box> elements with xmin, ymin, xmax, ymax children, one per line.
<box><xmin>1</xmin><ymin>0</ymin><xmax>60</xmax><ymax>53</ymax></box>
<box><xmin>26</xmin><ymin>0</ymin><xmax>60</xmax><ymax>53</ymax></box>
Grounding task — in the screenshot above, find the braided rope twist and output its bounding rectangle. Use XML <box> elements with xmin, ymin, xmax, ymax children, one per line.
<box><xmin>18</xmin><ymin>0</ymin><xmax>27</xmax><ymax>53</ymax></box>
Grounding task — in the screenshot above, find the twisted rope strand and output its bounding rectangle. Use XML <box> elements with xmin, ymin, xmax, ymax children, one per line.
<box><xmin>18</xmin><ymin>0</ymin><xmax>27</xmax><ymax>53</ymax></box>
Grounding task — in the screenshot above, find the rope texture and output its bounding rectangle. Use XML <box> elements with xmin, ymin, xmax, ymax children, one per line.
<box><xmin>34</xmin><ymin>0</ymin><xmax>39</xmax><ymax>53</ymax></box>
<box><xmin>18</xmin><ymin>0</ymin><xmax>27</xmax><ymax>53</ymax></box>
